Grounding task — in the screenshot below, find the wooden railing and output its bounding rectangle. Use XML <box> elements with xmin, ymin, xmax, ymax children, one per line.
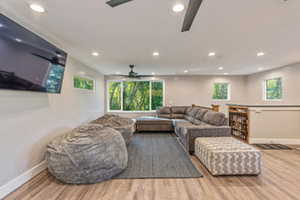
<box><xmin>192</xmin><ymin>104</ymin><xmax>220</xmax><ymax>112</ymax></box>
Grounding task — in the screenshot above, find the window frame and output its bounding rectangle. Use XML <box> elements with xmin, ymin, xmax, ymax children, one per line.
<box><xmin>106</xmin><ymin>79</ymin><xmax>165</xmax><ymax>113</ymax></box>
<box><xmin>263</xmin><ymin>77</ymin><xmax>283</xmax><ymax>101</ymax></box>
<box><xmin>212</xmin><ymin>82</ymin><xmax>231</xmax><ymax>101</ymax></box>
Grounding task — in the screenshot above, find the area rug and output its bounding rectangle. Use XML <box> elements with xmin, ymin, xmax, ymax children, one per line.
<box><xmin>254</xmin><ymin>144</ymin><xmax>292</xmax><ymax>150</ymax></box>
<box><xmin>114</xmin><ymin>133</ymin><xmax>203</xmax><ymax>179</ymax></box>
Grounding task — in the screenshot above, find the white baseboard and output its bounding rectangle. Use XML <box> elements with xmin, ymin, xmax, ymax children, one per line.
<box><xmin>249</xmin><ymin>138</ymin><xmax>300</xmax><ymax>145</ymax></box>
<box><xmin>0</xmin><ymin>160</ymin><xmax>47</xmax><ymax>199</ymax></box>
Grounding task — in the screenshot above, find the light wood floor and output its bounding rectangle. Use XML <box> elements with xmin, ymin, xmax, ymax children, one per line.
<box><xmin>5</xmin><ymin>147</ymin><xmax>300</xmax><ymax>200</ymax></box>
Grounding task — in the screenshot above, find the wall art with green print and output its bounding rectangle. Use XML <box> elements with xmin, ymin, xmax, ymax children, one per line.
<box><xmin>73</xmin><ymin>76</ymin><xmax>94</xmax><ymax>90</ymax></box>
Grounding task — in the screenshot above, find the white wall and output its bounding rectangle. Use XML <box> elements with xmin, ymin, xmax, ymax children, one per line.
<box><xmin>245</xmin><ymin>63</ymin><xmax>300</xmax><ymax>143</ymax></box>
<box><xmin>0</xmin><ymin>57</ymin><xmax>105</xmax><ymax>187</ymax></box>
<box><xmin>105</xmin><ymin>75</ymin><xmax>248</xmax><ymax>116</ymax></box>
<box><xmin>246</xmin><ymin>63</ymin><xmax>300</xmax><ymax>105</ymax></box>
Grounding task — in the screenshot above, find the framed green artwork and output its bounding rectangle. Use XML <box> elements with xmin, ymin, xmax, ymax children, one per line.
<box><xmin>264</xmin><ymin>77</ymin><xmax>282</xmax><ymax>100</ymax></box>
<box><xmin>212</xmin><ymin>82</ymin><xmax>230</xmax><ymax>100</ymax></box>
<box><xmin>73</xmin><ymin>76</ymin><xmax>95</xmax><ymax>90</ymax></box>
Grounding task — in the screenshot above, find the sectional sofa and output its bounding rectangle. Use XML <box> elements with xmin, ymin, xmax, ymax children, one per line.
<box><xmin>156</xmin><ymin>105</ymin><xmax>232</xmax><ymax>153</ymax></box>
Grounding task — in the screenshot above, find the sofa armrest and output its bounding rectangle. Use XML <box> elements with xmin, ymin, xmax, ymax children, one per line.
<box><xmin>183</xmin><ymin>126</ymin><xmax>232</xmax><ymax>153</ymax></box>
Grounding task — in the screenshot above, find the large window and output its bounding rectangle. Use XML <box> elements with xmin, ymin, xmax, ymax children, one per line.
<box><xmin>108</xmin><ymin>80</ymin><xmax>164</xmax><ymax>111</ymax></box>
<box><xmin>212</xmin><ymin>82</ymin><xmax>230</xmax><ymax>100</ymax></box>
<box><xmin>264</xmin><ymin>77</ymin><xmax>282</xmax><ymax>100</ymax></box>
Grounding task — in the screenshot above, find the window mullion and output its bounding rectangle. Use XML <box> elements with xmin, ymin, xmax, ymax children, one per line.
<box><xmin>121</xmin><ymin>81</ymin><xmax>123</xmax><ymax>111</ymax></box>
<box><xmin>149</xmin><ymin>81</ymin><xmax>152</xmax><ymax>111</ymax></box>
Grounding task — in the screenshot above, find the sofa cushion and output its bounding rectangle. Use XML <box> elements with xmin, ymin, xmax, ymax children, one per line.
<box><xmin>157</xmin><ymin>107</ymin><xmax>171</xmax><ymax>114</ymax></box>
<box><xmin>173</xmin><ymin>120</ymin><xmax>193</xmax><ymax>128</ymax></box>
<box><xmin>186</xmin><ymin>107</ymin><xmax>201</xmax><ymax>117</ymax></box>
<box><xmin>171</xmin><ymin>106</ymin><xmax>187</xmax><ymax>114</ymax></box>
<box><xmin>172</xmin><ymin>119</ymin><xmax>189</xmax><ymax>127</ymax></box>
<box><xmin>184</xmin><ymin>115</ymin><xmax>195</xmax><ymax>122</ymax></box>
<box><xmin>194</xmin><ymin>109</ymin><xmax>208</xmax><ymax>121</ymax></box>
<box><xmin>157</xmin><ymin>114</ymin><xmax>172</xmax><ymax>119</ymax></box>
<box><xmin>202</xmin><ymin>111</ymin><xmax>226</xmax><ymax>126</ymax></box>
<box><xmin>185</xmin><ymin>107</ymin><xmax>193</xmax><ymax>115</ymax></box>
<box><xmin>172</xmin><ymin>114</ymin><xmax>185</xmax><ymax>119</ymax></box>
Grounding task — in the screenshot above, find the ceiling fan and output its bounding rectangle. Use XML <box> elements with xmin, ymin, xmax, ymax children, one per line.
<box><xmin>106</xmin><ymin>0</ymin><xmax>203</xmax><ymax>32</ymax></box>
<box><xmin>110</xmin><ymin>65</ymin><xmax>153</xmax><ymax>79</ymax></box>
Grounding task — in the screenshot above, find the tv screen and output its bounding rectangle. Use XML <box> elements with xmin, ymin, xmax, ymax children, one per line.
<box><xmin>0</xmin><ymin>14</ymin><xmax>67</xmax><ymax>93</ymax></box>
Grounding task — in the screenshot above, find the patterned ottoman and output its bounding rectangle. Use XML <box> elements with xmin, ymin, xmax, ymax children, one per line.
<box><xmin>195</xmin><ymin>137</ymin><xmax>261</xmax><ymax>176</ymax></box>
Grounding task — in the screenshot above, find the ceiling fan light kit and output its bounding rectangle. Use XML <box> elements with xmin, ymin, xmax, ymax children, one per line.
<box><xmin>105</xmin><ymin>0</ymin><xmax>204</xmax><ymax>32</ymax></box>
<box><xmin>110</xmin><ymin>65</ymin><xmax>153</xmax><ymax>79</ymax></box>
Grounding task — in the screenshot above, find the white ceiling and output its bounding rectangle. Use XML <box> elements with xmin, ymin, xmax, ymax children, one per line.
<box><xmin>1</xmin><ymin>0</ymin><xmax>300</xmax><ymax>75</ymax></box>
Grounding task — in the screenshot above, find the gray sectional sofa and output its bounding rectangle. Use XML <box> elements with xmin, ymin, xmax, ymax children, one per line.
<box><xmin>156</xmin><ymin>106</ymin><xmax>231</xmax><ymax>153</ymax></box>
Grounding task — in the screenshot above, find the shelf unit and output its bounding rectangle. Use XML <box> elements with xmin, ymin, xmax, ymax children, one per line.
<box><xmin>228</xmin><ymin>106</ymin><xmax>249</xmax><ymax>142</ymax></box>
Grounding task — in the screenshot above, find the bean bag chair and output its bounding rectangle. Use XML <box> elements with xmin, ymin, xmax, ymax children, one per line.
<box><xmin>46</xmin><ymin>124</ymin><xmax>128</xmax><ymax>184</ymax></box>
<box><xmin>90</xmin><ymin>114</ymin><xmax>135</xmax><ymax>145</ymax></box>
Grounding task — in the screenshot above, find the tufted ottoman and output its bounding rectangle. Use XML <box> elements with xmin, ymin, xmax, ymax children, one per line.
<box><xmin>195</xmin><ymin>137</ymin><xmax>261</xmax><ymax>176</ymax></box>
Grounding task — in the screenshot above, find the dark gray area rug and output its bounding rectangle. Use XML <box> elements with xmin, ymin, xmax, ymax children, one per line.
<box><xmin>114</xmin><ymin>133</ymin><xmax>203</xmax><ymax>179</ymax></box>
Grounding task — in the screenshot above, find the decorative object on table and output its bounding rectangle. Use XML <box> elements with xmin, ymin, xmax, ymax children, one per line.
<box><xmin>73</xmin><ymin>76</ymin><xmax>95</xmax><ymax>90</ymax></box>
<box><xmin>46</xmin><ymin>124</ymin><xmax>128</xmax><ymax>184</ymax></box>
<box><xmin>114</xmin><ymin>133</ymin><xmax>203</xmax><ymax>179</ymax></box>
<box><xmin>91</xmin><ymin>114</ymin><xmax>136</xmax><ymax>145</ymax></box>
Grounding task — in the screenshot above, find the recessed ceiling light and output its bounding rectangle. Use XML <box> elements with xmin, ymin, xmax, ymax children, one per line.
<box><xmin>15</xmin><ymin>38</ymin><xmax>22</xmax><ymax>42</ymax></box>
<box><xmin>184</xmin><ymin>70</ymin><xmax>188</xmax><ymax>73</ymax></box>
<box><xmin>224</xmin><ymin>73</ymin><xmax>229</xmax><ymax>75</ymax></box>
<box><xmin>153</xmin><ymin>52</ymin><xmax>159</xmax><ymax>56</ymax></box>
<box><xmin>258</xmin><ymin>67</ymin><xmax>264</xmax><ymax>71</ymax></box>
<box><xmin>151</xmin><ymin>72</ymin><xmax>155</xmax><ymax>75</ymax></box>
<box><xmin>92</xmin><ymin>52</ymin><xmax>99</xmax><ymax>56</ymax></box>
<box><xmin>30</xmin><ymin>4</ymin><xmax>45</xmax><ymax>13</ymax></box>
<box><xmin>208</xmin><ymin>52</ymin><xmax>216</xmax><ymax>57</ymax></box>
<box><xmin>218</xmin><ymin>67</ymin><xmax>224</xmax><ymax>70</ymax></box>
<box><xmin>257</xmin><ymin>52</ymin><xmax>265</xmax><ymax>57</ymax></box>
<box><xmin>173</xmin><ymin>3</ymin><xmax>185</xmax><ymax>13</ymax></box>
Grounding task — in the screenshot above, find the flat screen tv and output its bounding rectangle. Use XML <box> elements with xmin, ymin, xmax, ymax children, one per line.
<box><xmin>0</xmin><ymin>14</ymin><xmax>67</xmax><ymax>93</ymax></box>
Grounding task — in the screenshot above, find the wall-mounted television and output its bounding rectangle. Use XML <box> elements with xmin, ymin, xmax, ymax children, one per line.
<box><xmin>0</xmin><ymin>14</ymin><xmax>67</xmax><ymax>93</ymax></box>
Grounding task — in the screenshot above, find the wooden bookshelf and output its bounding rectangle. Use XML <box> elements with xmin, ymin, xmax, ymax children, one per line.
<box><xmin>228</xmin><ymin>105</ymin><xmax>249</xmax><ymax>142</ymax></box>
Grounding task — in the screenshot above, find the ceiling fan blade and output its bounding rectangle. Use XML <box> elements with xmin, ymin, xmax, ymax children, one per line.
<box><xmin>181</xmin><ymin>0</ymin><xmax>203</xmax><ymax>32</ymax></box>
<box><xmin>106</xmin><ymin>0</ymin><xmax>133</xmax><ymax>7</ymax></box>
<box><xmin>108</xmin><ymin>74</ymin><xmax>129</xmax><ymax>77</ymax></box>
<box><xmin>137</xmin><ymin>75</ymin><xmax>153</xmax><ymax>78</ymax></box>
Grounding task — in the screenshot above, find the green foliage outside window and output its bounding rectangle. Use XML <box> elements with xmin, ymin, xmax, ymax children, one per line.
<box><xmin>265</xmin><ymin>78</ymin><xmax>282</xmax><ymax>100</ymax></box>
<box><xmin>73</xmin><ymin>76</ymin><xmax>94</xmax><ymax>90</ymax></box>
<box><xmin>108</xmin><ymin>80</ymin><xmax>164</xmax><ymax>111</ymax></box>
<box><xmin>123</xmin><ymin>81</ymin><xmax>150</xmax><ymax>111</ymax></box>
<box><xmin>213</xmin><ymin>83</ymin><xmax>229</xmax><ymax>100</ymax></box>
<box><xmin>151</xmin><ymin>82</ymin><xmax>164</xmax><ymax>110</ymax></box>
<box><xmin>109</xmin><ymin>82</ymin><xmax>122</xmax><ymax>110</ymax></box>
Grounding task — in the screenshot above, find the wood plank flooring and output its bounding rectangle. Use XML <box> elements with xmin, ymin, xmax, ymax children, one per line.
<box><xmin>4</xmin><ymin>147</ymin><xmax>300</xmax><ymax>200</ymax></box>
